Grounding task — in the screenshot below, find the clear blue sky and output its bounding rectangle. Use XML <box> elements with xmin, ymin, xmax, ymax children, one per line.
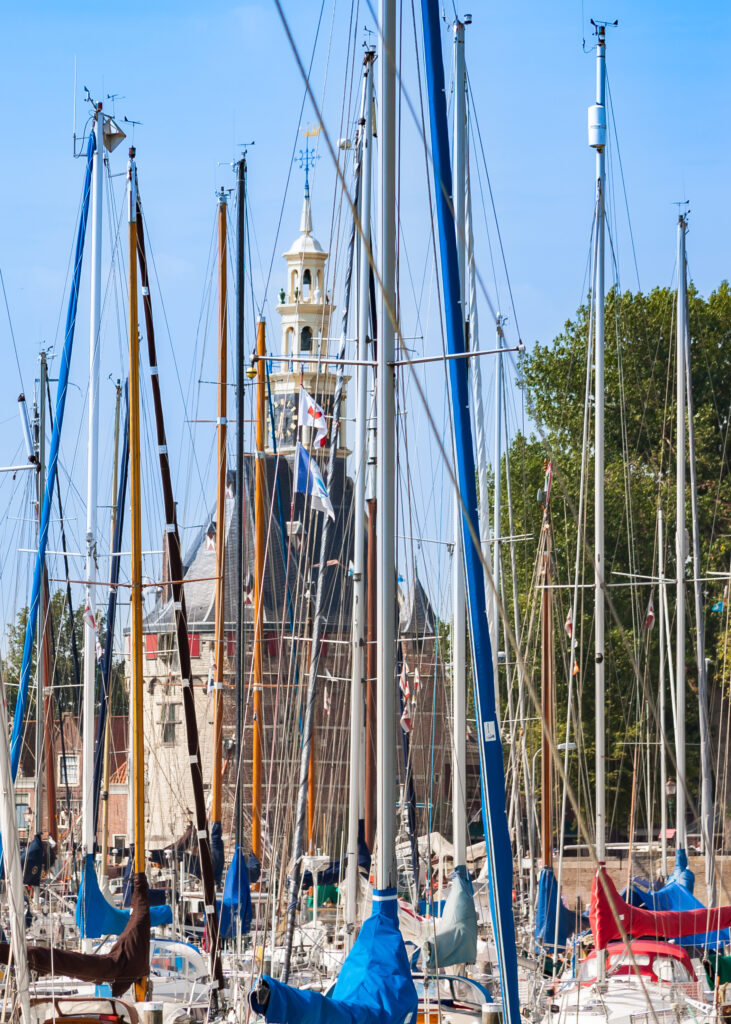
<box><xmin>0</xmin><ymin>0</ymin><xmax>727</xmax><ymax>625</ymax></box>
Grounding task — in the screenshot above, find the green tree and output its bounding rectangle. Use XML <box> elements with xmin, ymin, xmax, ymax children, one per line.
<box><xmin>502</xmin><ymin>283</ymin><xmax>731</xmax><ymax>839</ymax></box>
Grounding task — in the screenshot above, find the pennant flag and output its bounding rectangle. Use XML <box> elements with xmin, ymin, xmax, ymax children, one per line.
<box><xmin>293</xmin><ymin>442</ymin><xmax>335</xmax><ymax>520</ymax></box>
<box><xmin>205</xmin><ymin>523</ymin><xmax>216</xmax><ymax>551</ymax></box>
<box><xmin>400</xmin><ymin>703</ymin><xmax>413</xmax><ymax>734</ymax></box>
<box><xmin>298</xmin><ymin>387</ymin><xmax>328</xmax><ymax>448</ymax></box>
<box><xmin>399</xmin><ymin>662</ymin><xmax>410</xmax><ymax>699</ymax></box>
<box><xmin>712</xmin><ymin>599</ymin><xmax>725</xmax><ymax>613</ymax></box>
<box><xmin>207</xmin><ymin>661</ymin><xmax>216</xmax><ymax>695</ymax></box>
<box><xmin>323</xmin><ymin>686</ymin><xmax>331</xmax><ymax>716</ymax></box>
<box><xmin>572</xmin><ymin>661</ymin><xmax>579</xmax><ymax>677</ymax></box>
<box><xmin>564</xmin><ymin>608</ymin><xmax>572</xmax><ymax>637</ymax></box>
<box><xmin>644</xmin><ymin>597</ymin><xmax>655</xmax><ymax>630</ymax></box>
<box><xmin>412</xmin><ymin>666</ymin><xmax>421</xmax><ymax>696</ymax></box>
<box><xmin>83</xmin><ymin>604</ymin><xmax>97</xmax><ymax>632</ymax></box>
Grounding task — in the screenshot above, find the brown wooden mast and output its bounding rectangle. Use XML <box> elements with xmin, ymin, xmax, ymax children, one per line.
<box><xmin>212</xmin><ymin>190</ymin><xmax>228</xmax><ymax>826</ymax></box>
<box><xmin>252</xmin><ymin>317</ymin><xmax>266</xmax><ymax>863</ymax></box>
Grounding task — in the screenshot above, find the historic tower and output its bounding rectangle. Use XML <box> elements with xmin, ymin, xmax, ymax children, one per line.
<box><xmin>270</xmin><ymin>175</ymin><xmax>348</xmax><ymax>454</ymax></box>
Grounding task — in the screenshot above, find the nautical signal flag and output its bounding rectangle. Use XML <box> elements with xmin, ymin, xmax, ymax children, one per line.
<box><xmin>83</xmin><ymin>604</ymin><xmax>97</xmax><ymax>633</ymax></box>
<box><xmin>400</xmin><ymin>703</ymin><xmax>413</xmax><ymax>734</ymax></box>
<box><xmin>323</xmin><ymin>686</ymin><xmax>331</xmax><ymax>716</ymax></box>
<box><xmin>399</xmin><ymin>662</ymin><xmax>410</xmax><ymax>699</ymax></box>
<box><xmin>298</xmin><ymin>386</ymin><xmax>328</xmax><ymax>448</ymax></box>
<box><xmin>294</xmin><ymin>442</ymin><xmax>335</xmax><ymax>520</ymax></box>
<box><xmin>412</xmin><ymin>666</ymin><xmax>421</xmax><ymax>696</ymax></box>
<box><xmin>644</xmin><ymin>597</ymin><xmax>655</xmax><ymax>630</ymax></box>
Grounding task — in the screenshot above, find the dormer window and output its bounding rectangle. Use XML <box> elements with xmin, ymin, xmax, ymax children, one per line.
<box><xmin>301</xmin><ymin>326</ymin><xmax>313</xmax><ymax>351</ymax></box>
<box><xmin>302</xmin><ymin>268</ymin><xmax>312</xmax><ymax>298</ymax></box>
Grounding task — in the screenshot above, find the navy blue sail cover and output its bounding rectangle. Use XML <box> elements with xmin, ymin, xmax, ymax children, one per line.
<box><xmin>219</xmin><ymin>844</ymin><xmax>252</xmax><ymax>938</ymax></box>
<box><xmin>534</xmin><ymin>866</ymin><xmax>576</xmax><ymax>953</ymax></box>
<box><xmin>250</xmin><ymin>889</ymin><xmax>417</xmax><ymax>1024</ymax></box>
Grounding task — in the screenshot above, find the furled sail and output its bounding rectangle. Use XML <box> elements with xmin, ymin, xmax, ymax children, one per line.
<box><xmin>534</xmin><ymin>866</ymin><xmax>576</xmax><ymax>953</ymax></box>
<box><xmin>249</xmin><ymin>890</ymin><xmax>417</xmax><ymax>1024</ymax></box>
<box><xmin>424</xmin><ymin>868</ymin><xmax>477</xmax><ymax>969</ymax></box>
<box><xmin>591</xmin><ymin>867</ymin><xmax>731</xmax><ymax>948</ymax></box>
<box><xmin>0</xmin><ymin>872</ymin><xmax>150</xmax><ymax>997</ymax></box>
<box><xmin>78</xmin><ymin>854</ymin><xmax>171</xmax><ymax>937</ymax></box>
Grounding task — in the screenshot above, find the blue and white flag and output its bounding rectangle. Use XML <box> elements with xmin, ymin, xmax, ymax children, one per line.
<box><xmin>294</xmin><ymin>442</ymin><xmax>335</xmax><ymax>520</ymax></box>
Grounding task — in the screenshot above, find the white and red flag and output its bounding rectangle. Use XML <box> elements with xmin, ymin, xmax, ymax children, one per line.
<box><xmin>399</xmin><ymin>662</ymin><xmax>410</xmax><ymax>700</ymax></box>
<box><xmin>298</xmin><ymin>387</ymin><xmax>328</xmax><ymax>448</ymax></box>
<box><xmin>323</xmin><ymin>687</ymin><xmax>331</xmax><ymax>717</ymax></box>
<box><xmin>644</xmin><ymin>597</ymin><xmax>655</xmax><ymax>630</ymax></box>
<box><xmin>564</xmin><ymin>608</ymin><xmax>573</xmax><ymax>637</ymax></box>
<box><xmin>83</xmin><ymin>604</ymin><xmax>97</xmax><ymax>633</ymax></box>
<box><xmin>400</xmin><ymin>703</ymin><xmax>413</xmax><ymax>734</ymax></box>
<box><xmin>412</xmin><ymin>666</ymin><xmax>421</xmax><ymax>697</ymax></box>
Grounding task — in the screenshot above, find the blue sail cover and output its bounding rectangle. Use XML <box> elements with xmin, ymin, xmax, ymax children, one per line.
<box><xmin>21</xmin><ymin>833</ymin><xmax>45</xmax><ymax>887</ymax></box>
<box><xmin>219</xmin><ymin>844</ymin><xmax>252</xmax><ymax>939</ymax></box>
<box><xmin>671</xmin><ymin>848</ymin><xmax>695</xmax><ymax>892</ymax></box>
<box><xmin>210</xmin><ymin>820</ymin><xmax>224</xmax><ymax>887</ymax></box>
<box><xmin>534</xmin><ymin>867</ymin><xmax>576</xmax><ymax>953</ymax></box>
<box><xmin>79</xmin><ymin>854</ymin><xmax>172</xmax><ymax>935</ymax></box>
<box><xmin>628</xmin><ymin>866</ymin><xmax>728</xmax><ymax>950</ymax></box>
<box><xmin>424</xmin><ymin>867</ymin><xmax>477</xmax><ymax>969</ymax></box>
<box><xmin>250</xmin><ymin>890</ymin><xmax>417</xmax><ymax>1024</ymax></box>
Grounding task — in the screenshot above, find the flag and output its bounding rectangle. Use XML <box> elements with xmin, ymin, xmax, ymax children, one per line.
<box><xmin>298</xmin><ymin>387</ymin><xmax>328</xmax><ymax>448</ymax></box>
<box><xmin>323</xmin><ymin>687</ymin><xmax>331</xmax><ymax>716</ymax></box>
<box><xmin>644</xmin><ymin>597</ymin><xmax>655</xmax><ymax>630</ymax></box>
<box><xmin>564</xmin><ymin>609</ymin><xmax>572</xmax><ymax>637</ymax></box>
<box><xmin>712</xmin><ymin>599</ymin><xmax>725</xmax><ymax>613</ymax></box>
<box><xmin>399</xmin><ymin>662</ymin><xmax>410</xmax><ymax>699</ymax></box>
<box><xmin>83</xmin><ymin>604</ymin><xmax>97</xmax><ymax>632</ymax></box>
<box><xmin>95</xmin><ymin>638</ymin><xmax>103</xmax><ymax>663</ymax></box>
<box><xmin>205</xmin><ymin>523</ymin><xmax>216</xmax><ymax>551</ymax></box>
<box><xmin>400</xmin><ymin>703</ymin><xmax>413</xmax><ymax>734</ymax></box>
<box><xmin>207</xmin><ymin>661</ymin><xmax>215</xmax><ymax>695</ymax></box>
<box><xmin>572</xmin><ymin>661</ymin><xmax>579</xmax><ymax>676</ymax></box>
<box><xmin>412</xmin><ymin>666</ymin><xmax>421</xmax><ymax>696</ymax></box>
<box><xmin>293</xmin><ymin>442</ymin><xmax>335</xmax><ymax>520</ymax></box>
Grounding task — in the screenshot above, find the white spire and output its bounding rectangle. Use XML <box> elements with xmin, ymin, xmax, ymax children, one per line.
<box><xmin>300</xmin><ymin>188</ymin><xmax>313</xmax><ymax>235</ymax></box>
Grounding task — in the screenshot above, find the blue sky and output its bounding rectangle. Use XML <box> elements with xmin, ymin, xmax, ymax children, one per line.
<box><xmin>0</xmin><ymin>0</ymin><xmax>727</xmax><ymax>624</ymax></box>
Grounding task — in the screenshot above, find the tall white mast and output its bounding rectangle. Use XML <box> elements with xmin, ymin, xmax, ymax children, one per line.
<box><xmin>346</xmin><ymin>47</ymin><xmax>374</xmax><ymax>942</ymax></box>
<box><xmin>675</xmin><ymin>213</ymin><xmax>687</xmax><ymax>852</ymax></box>
<box><xmin>82</xmin><ymin>103</ymin><xmax>104</xmax><ymax>877</ymax></box>
<box><xmin>376</xmin><ymin>0</ymin><xmax>397</xmax><ymax>893</ymax></box>
<box><xmin>588</xmin><ymin>25</ymin><xmax>607</xmax><ymax>876</ymax></box>
<box><xmin>658</xmin><ymin>508</ymin><xmax>668</xmax><ymax>875</ymax></box>
<box><xmin>492</xmin><ymin>315</ymin><xmax>503</xmax><ymax>698</ymax></box>
<box><xmin>451</xmin><ymin>15</ymin><xmax>468</xmax><ymax>874</ymax></box>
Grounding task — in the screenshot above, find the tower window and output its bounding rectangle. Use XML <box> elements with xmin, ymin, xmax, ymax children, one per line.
<box><xmin>301</xmin><ymin>326</ymin><xmax>313</xmax><ymax>351</ymax></box>
<box><xmin>291</xmin><ymin>269</ymin><xmax>299</xmax><ymax>300</ymax></box>
<box><xmin>302</xmin><ymin>268</ymin><xmax>311</xmax><ymax>298</ymax></box>
<box><xmin>285</xmin><ymin>327</ymin><xmax>293</xmax><ymax>354</ymax></box>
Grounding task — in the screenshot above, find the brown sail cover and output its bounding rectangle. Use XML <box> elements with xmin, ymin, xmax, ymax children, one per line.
<box><xmin>0</xmin><ymin>872</ymin><xmax>150</xmax><ymax>997</ymax></box>
<box><xmin>591</xmin><ymin>867</ymin><xmax>731</xmax><ymax>949</ymax></box>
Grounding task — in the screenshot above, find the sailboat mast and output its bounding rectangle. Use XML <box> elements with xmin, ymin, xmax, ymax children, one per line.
<box><xmin>100</xmin><ymin>381</ymin><xmax>122</xmax><ymax>881</ymax></box>
<box><xmin>212</xmin><ymin>190</ymin><xmax>228</xmax><ymax>827</ymax></box>
<box><xmin>684</xmin><ymin>263</ymin><xmax>715</xmax><ymax>901</ymax></box>
<box><xmin>346</xmin><ymin>47</ymin><xmax>374</xmax><ymax>943</ymax></box>
<box><xmin>252</xmin><ymin>317</ymin><xmax>266</xmax><ymax>864</ymax></box>
<box><xmin>34</xmin><ymin>353</ymin><xmax>48</xmax><ymax>835</ymax></box>
<box><xmin>127</xmin><ymin>148</ymin><xmax>146</xmax><ymax>996</ymax></box>
<box><xmin>234</xmin><ymin>154</ymin><xmax>246</xmax><ymax>850</ymax></box>
<box><xmin>675</xmin><ymin>212</ymin><xmax>687</xmax><ymax>851</ymax></box>
<box><xmin>589</xmin><ymin>24</ymin><xmax>607</xmax><ymax>868</ymax></box>
<box><xmin>376</xmin><ymin>0</ymin><xmax>397</xmax><ymax>893</ymax></box>
<box><xmin>82</xmin><ymin>104</ymin><xmax>104</xmax><ymax>866</ymax></box>
<box><xmin>451</xmin><ymin>16</ymin><xmax>468</xmax><ymax>874</ymax></box>
<box><xmin>658</xmin><ymin>508</ymin><xmax>668</xmax><ymax>875</ymax></box>
<box><xmin>540</xmin><ymin>487</ymin><xmax>554</xmax><ymax>869</ymax></box>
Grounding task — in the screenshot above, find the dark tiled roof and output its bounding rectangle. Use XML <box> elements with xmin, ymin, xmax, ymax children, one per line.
<box><xmin>144</xmin><ymin>452</ymin><xmax>355</xmax><ymax>637</ymax></box>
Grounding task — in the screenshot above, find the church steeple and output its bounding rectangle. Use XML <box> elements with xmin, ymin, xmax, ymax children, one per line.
<box><xmin>270</xmin><ymin>155</ymin><xmax>349</xmax><ymax>457</ymax></box>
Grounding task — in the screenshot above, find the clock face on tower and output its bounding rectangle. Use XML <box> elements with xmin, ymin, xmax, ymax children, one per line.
<box><xmin>272</xmin><ymin>393</ymin><xmax>298</xmax><ymax>446</ymax></box>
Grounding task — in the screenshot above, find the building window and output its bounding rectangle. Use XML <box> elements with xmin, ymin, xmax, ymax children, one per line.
<box><xmin>302</xmin><ymin>268</ymin><xmax>311</xmax><ymax>298</ymax></box>
<box><xmin>145</xmin><ymin>634</ymin><xmax>158</xmax><ymax>660</ymax></box>
<box><xmin>301</xmin><ymin>325</ymin><xmax>313</xmax><ymax>351</ymax></box>
<box><xmin>58</xmin><ymin>754</ymin><xmax>79</xmax><ymax>787</ymax></box>
<box><xmin>291</xmin><ymin>269</ymin><xmax>298</xmax><ymax>300</ymax></box>
<box><xmin>285</xmin><ymin>327</ymin><xmax>293</xmax><ymax>354</ymax></box>
<box><xmin>226</xmin><ymin>631</ymin><xmax>236</xmax><ymax>658</ymax></box>
<box><xmin>161</xmin><ymin>703</ymin><xmax>180</xmax><ymax>745</ymax></box>
<box><xmin>189</xmin><ymin>633</ymin><xmax>200</xmax><ymax>658</ymax></box>
<box><xmin>15</xmin><ymin>797</ymin><xmax>29</xmax><ymax>831</ymax></box>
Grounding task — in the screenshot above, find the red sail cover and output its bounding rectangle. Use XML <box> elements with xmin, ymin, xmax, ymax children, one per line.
<box><xmin>591</xmin><ymin>868</ymin><xmax>731</xmax><ymax>949</ymax></box>
<box><xmin>0</xmin><ymin>872</ymin><xmax>150</xmax><ymax>996</ymax></box>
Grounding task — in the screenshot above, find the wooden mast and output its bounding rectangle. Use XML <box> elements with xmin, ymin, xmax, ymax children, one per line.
<box><xmin>540</xmin><ymin>469</ymin><xmax>554</xmax><ymax>870</ymax></box>
<box><xmin>252</xmin><ymin>317</ymin><xmax>266</xmax><ymax>863</ymax></box>
<box><xmin>127</xmin><ymin>146</ymin><xmax>147</xmax><ymax>1000</ymax></box>
<box><xmin>100</xmin><ymin>381</ymin><xmax>122</xmax><ymax>880</ymax></box>
<box><xmin>212</xmin><ymin>190</ymin><xmax>228</xmax><ymax>827</ymax></box>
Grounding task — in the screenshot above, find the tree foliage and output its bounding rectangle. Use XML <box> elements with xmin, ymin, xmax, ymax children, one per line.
<box><xmin>501</xmin><ymin>283</ymin><xmax>731</xmax><ymax>841</ymax></box>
